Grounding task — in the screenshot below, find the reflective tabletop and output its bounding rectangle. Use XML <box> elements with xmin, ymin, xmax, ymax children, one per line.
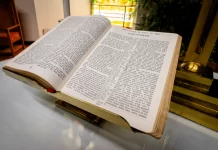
<box><xmin>0</xmin><ymin>60</ymin><xmax>218</xmax><ymax>150</ymax></box>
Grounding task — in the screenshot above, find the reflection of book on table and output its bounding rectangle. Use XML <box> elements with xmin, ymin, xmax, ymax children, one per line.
<box><xmin>3</xmin><ymin>15</ymin><xmax>182</xmax><ymax>138</ymax></box>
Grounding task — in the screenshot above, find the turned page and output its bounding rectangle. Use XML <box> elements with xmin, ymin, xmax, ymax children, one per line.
<box><xmin>61</xmin><ymin>26</ymin><xmax>179</xmax><ymax>132</ymax></box>
<box><xmin>4</xmin><ymin>16</ymin><xmax>111</xmax><ymax>90</ymax></box>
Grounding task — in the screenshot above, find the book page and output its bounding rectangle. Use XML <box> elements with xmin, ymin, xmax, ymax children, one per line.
<box><xmin>61</xmin><ymin>26</ymin><xmax>179</xmax><ymax>132</ymax></box>
<box><xmin>4</xmin><ymin>16</ymin><xmax>111</xmax><ymax>90</ymax></box>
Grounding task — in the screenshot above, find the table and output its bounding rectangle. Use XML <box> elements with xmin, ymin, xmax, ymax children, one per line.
<box><xmin>0</xmin><ymin>60</ymin><xmax>218</xmax><ymax>150</ymax></box>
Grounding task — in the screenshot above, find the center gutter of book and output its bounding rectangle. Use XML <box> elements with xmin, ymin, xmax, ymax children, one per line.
<box><xmin>3</xmin><ymin>15</ymin><xmax>181</xmax><ymax>138</ymax></box>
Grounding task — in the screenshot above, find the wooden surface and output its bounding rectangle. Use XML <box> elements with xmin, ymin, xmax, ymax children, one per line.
<box><xmin>0</xmin><ymin>44</ymin><xmax>23</xmax><ymax>54</ymax></box>
<box><xmin>0</xmin><ymin>0</ymin><xmax>25</xmax><ymax>56</ymax></box>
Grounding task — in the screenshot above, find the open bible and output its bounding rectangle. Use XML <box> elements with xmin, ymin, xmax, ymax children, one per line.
<box><xmin>3</xmin><ymin>15</ymin><xmax>181</xmax><ymax>138</ymax></box>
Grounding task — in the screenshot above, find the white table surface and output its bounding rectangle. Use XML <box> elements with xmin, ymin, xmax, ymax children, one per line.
<box><xmin>1</xmin><ymin>60</ymin><xmax>218</xmax><ymax>150</ymax></box>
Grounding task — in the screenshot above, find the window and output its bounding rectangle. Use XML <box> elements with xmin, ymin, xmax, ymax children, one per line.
<box><xmin>91</xmin><ymin>0</ymin><xmax>136</xmax><ymax>28</ymax></box>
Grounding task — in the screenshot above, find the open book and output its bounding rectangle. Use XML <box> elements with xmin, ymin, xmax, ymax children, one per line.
<box><xmin>3</xmin><ymin>15</ymin><xmax>181</xmax><ymax>138</ymax></box>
